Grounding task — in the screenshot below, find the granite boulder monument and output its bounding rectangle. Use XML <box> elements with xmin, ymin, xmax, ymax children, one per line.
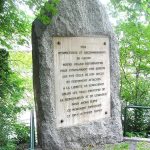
<box><xmin>32</xmin><ymin>0</ymin><xmax>123</xmax><ymax>149</ymax></box>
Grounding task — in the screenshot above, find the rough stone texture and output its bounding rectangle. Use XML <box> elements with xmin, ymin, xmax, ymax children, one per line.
<box><xmin>32</xmin><ymin>0</ymin><xmax>123</xmax><ymax>149</ymax></box>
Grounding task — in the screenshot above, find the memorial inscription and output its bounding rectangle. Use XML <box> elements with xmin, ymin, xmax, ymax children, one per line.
<box><xmin>54</xmin><ymin>37</ymin><xmax>110</xmax><ymax>128</ymax></box>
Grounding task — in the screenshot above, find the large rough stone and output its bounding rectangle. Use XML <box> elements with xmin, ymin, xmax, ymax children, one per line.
<box><xmin>32</xmin><ymin>0</ymin><xmax>123</xmax><ymax>149</ymax></box>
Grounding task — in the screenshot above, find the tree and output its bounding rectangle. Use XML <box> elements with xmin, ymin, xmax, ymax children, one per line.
<box><xmin>0</xmin><ymin>0</ymin><xmax>46</xmax><ymax>49</ymax></box>
<box><xmin>0</xmin><ymin>1</ymin><xmax>31</xmax><ymax>48</ymax></box>
<box><xmin>117</xmin><ymin>21</ymin><xmax>150</xmax><ymax>137</ymax></box>
<box><xmin>110</xmin><ymin>0</ymin><xmax>150</xmax><ymax>137</ymax></box>
<box><xmin>0</xmin><ymin>0</ymin><xmax>62</xmax><ymax>148</ymax></box>
<box><xmin>110</xmin><ymin>0</ymin><xmax>150</xmax><ymax>22</ymax></box>
<box><xmin>118</xmin><ymin>22</ymin><xmax>150</xmax><ymax>105</ymax></box>
<box><xmin>0</xmin><ymin>1</ymin><xmax>43</xmax><ymax>148</ymax></box>
<box><xmin>0</xmin><ymin>48</ymin><xmax>28</xmax><ymax>149</ymax></box>
<box><xmin>110</xmin><ymin>0</ymin><xmax>150</xmax><ymax>106</ymax></box>
<box><xmin>0</xmin><ymin>0</ymin><xmax>60</xmax><ymax>49</ymax></box>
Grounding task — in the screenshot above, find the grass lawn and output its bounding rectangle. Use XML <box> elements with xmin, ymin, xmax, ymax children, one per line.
<box><xmin>105</xmin><ymin>142</ymin><xmax>150</xmax><ymax>150</ymax></box>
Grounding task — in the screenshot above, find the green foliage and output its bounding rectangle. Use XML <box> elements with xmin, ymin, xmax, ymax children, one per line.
<box><xmin>10</xmin><ymin>52</ymin><xmax>32</xmax><ymax>71</ymax></box>
<box><xmin>137</xmin><ymin>142</ymin><xmax>150</xmax><ymax>150</ymax></box>
<box><xmin>113</xmin><ymin>143</ymin><xmax>129</xmax><ymax>150</ymax></box>
<box><xmin>126</xmin><ymin>108</ymin><xmax>150</xmax><ymax>138</ymax></box>
<box><xmin>110</xmin><ymin>0</ymin><xmax>150</xmax><ymax>22</ymax></box>
<box><xmin>0</xmin><ymin>142</ymin><xmax>16</xmax><ymax>150</ymax></box>
<box><xmin>0</xmin><ymin>0</ymin><xmax>60</xmax><ymax>48</ymax></box>
<box><xmin>116</xmin><ymin>14</ymin><xmax>150</xmax><ymax>106</ymax></box>
<box><xmin>13</xmin><ymin>123</ymin><xmax>30</xmax><ymax>145</ymax></box>
<box><xmin>105</xmin><ymin>142</ymin><xmax>129</xmax><ymax>150</ymax></box>
<box><xmin>110</xmin><ymin>0</ymin><xmax>150</xmax><ymax>137</ymax></box>
<box><xmin>9</xmin><ymin>51</ymin><xmax>33</xmax><ymax>106</ymax></box>
<box><xmin>37</xmin><ymin>0</ymin><xmax>60</xmax><ymax>25</ymax></box>
<box><xmin>105</xmin><ymin>142</ymin><xmax>150</xmax><ymax>150</ymax></box>
<box><xmin>0</xmin><ymin>0</ymin><xmax>32</xmax><ymax>49</ymax></box>
<box><xmin>0</xmin><ymin>0</ymin><xmax>59</xmax><ymax>148</ymax></box>
<box><xmin>0</xmin><ymin>48</ymin><xmax>30</xmax><ymax>149</ymax></box>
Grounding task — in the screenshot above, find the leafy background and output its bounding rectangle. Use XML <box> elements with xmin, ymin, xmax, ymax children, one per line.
<box><xmin>0</xmin><ymin>0</ymin><xmax>150</xmax><ymax>149</ymax></box>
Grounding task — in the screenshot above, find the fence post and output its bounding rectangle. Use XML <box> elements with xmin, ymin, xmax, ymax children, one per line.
<box><xmin>123</xmin><ymin>106</ymin><xmax>127</xmax><ymax>137</ymax></box>
<box><xmin>30</xmin><ymin>110</ymin><xmax>35</xmax><ymax>150</ymax></box>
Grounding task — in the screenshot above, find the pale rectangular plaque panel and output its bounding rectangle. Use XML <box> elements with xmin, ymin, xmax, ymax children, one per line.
<box><xmin>53</xmin><ymin>37</ymin><xmax>110</xmax><ymax>128</ymax></box>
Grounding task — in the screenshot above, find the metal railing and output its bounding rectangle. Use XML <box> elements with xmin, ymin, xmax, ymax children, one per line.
<box><xmin>123</xmin><ymin>105</ymin><xmax>150</xmax><ymax>137</ymax></box>
<box><xmin>29</xmin><ymin>110</ymin><xmax>35</xmax><ymax>150</ymax></box>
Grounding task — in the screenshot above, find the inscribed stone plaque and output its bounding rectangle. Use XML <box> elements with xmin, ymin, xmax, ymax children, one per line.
<box><xmin>54</xmin><ymin>37</ymin><xmax>110</xmax><ymax>128</ymax></box>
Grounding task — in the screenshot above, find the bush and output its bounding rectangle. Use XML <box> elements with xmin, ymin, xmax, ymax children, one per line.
<box><xmin>0</xmin><ymin>48</ymin><xmax>29</xmax><ymax>149</ymax></box>
<box><xmin>14</xmin><ymin>123</ymin><xmax>30</xmax><ymax>145</ymax></box>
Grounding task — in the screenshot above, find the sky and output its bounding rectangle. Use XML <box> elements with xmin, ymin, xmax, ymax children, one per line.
<box><xmin>100</xmin><ymin>0</ymin><xmax>110</xmax><ymax>5</ymax></box>
<box><xmin>99</xmin><ymin>0</ymin><xmax>117</xmax><ymax>26</ymax></box>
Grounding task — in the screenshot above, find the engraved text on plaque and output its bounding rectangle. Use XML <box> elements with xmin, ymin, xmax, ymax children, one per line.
<box><xmin>54</xmin><ymin>37</ymin><xmax>110</xmax><ymax>128</ymax></box>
